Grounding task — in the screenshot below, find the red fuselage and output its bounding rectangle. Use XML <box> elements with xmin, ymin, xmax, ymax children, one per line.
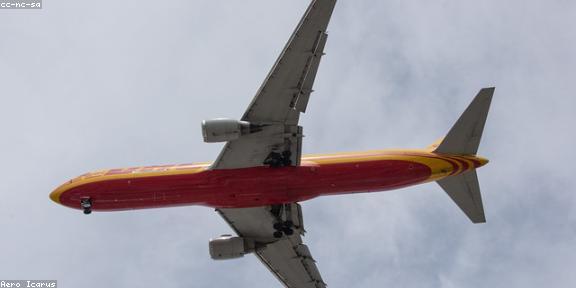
<box><xmin>50</xmin><ymin>150</ymin><xmax>487</xmax><ymax>211</ymax></box>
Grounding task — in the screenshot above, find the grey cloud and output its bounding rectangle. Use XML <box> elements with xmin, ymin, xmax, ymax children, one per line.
<box><xmin>1</xmin><ymin>0</ymin><xmax>575</xmax><ymax>287</ymax></box>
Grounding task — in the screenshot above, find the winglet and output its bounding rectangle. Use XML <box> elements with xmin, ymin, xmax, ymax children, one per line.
<box><xmin>434</xmin><ymin>87</ymin><xmax>494</xmax><ymax>155</ymax></box>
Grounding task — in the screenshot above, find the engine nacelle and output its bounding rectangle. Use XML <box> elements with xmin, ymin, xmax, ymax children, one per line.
<box><xmin>209</xmin><ymin>235</ymin><xmax>250</xmax><ymax>260</ymax></box>
<box><xmin>201</xmin><ymin>118</ymin><xmax>251</xmax><ymax>143</ymax></box>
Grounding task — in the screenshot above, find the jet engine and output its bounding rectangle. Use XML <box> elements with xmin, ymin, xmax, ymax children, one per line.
<box><xmin>209</xmin><ymin>235</ymin><xmax>252</xmax><ymax>260</ymax></box>
<box><xmin>201</xmin><ymin>118</ymin><xmax>252</xmax><ymax>143</ymax></box>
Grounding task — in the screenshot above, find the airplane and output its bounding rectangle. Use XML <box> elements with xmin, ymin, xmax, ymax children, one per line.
<box><xmin>49</xmin><ymin>0</ymin><xmax>494</xmax><ymax>287</ymax></box>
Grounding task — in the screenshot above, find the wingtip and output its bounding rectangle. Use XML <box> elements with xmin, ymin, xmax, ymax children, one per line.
<box><xmin>472</xmin><ymin>215</ymin><xmax>487</xmax><ymax>224</ymax></box>
<box><xmin>480</xmin><ymin>87</ymin><xmax>496</xmax><ymax>95</ymax></box>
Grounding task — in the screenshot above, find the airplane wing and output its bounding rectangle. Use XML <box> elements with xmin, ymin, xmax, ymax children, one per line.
<box><xmin>211</xmin><ymin>0</ymin><xmax>337</xmax><ymax>170</ymax></box>
<box><xmin>211</xmin><ymin>1</ymin><xmax>336</xmax><ymax>286</ymax></box>
<box><xmin>218</xmin><ymin>204</ymin><xmax>326</xmax><ymax>288</ymax></box>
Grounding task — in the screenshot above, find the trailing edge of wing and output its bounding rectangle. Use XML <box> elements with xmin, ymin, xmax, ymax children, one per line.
<box><xmin>241</xmin><ymin>0</ymin><xmax>337</xmax><ymax>125</ymax></box>
<box><xmin>256</xmin><ymin>239</ymin><xmax>326</xmax><ymax>288</ymax></box>
<box><xmin>217</xmin><ymin>205</ymin><xmax>326</xmax><ymax>288</ymax></box>
<box><xmin>210</xmin><ymin>0</ymin><xmax>337</xmax><ymax>170</ymax></box>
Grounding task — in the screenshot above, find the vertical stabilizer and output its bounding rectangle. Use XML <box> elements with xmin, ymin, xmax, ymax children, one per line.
<box><xmin>434</xmin><ymin>88</ymin><xmax>494</xmax><ymax>155</ymax></box>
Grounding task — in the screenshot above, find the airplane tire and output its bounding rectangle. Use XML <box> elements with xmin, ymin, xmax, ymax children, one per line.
<box><xmin>273</xmin><ymin>222</ymin><xmax>284</xmax><ymax>230</ymax></box>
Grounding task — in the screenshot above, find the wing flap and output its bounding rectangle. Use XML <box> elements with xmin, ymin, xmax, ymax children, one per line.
<box><xmin>217</xmin><ymin>204</ymin><xmax>326</xmax><ymax>288</ymax></box>
<box><xmin>242</xmin><ymin>0</ymin><xmax>336</xmax><ymax>124</ymax></box>
<box><xmin>210</xmin><ymin>0</ymin><xmax>335</xmax><ymax>170</ymax></box>
<box><xmin>257</xmin><ymin>238</ymin><xmax>326</xmax><ymax>288</ymax></box>
<box><xmin>291</xmin><ymin>31</ymin><xmax>328</xmax><ymax>114</ymax></box>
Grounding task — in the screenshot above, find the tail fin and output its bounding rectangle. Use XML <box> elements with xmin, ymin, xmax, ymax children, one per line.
<box><xmin>434</xmin><ymin>87</ymin><xmax>494</xmax><ymax>155</ymax></box>
<box><xmin>434</xmin><ymin>87</ymin><xmax>494</xmax><ymax>224</ymax></box>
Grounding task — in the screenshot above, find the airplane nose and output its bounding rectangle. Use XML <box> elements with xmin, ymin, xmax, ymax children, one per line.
<box><xmin>49</xmin><ymin>189</ymin><xmax>61</xmax><ymax>204</ymax></box>
<box><xmin>49</xmin><ymin>182</ymin><xmax>70</xmax><ymax>204</ymax></box>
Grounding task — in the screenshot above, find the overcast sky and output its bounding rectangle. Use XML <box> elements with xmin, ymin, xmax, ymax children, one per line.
<box><xmin>1</xmin><ymin>0</ymin><xmax>576</xmax><ymax>287</ymax></box>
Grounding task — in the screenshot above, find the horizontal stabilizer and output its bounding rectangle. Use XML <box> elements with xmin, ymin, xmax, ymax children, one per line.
<box><xmin>435</xmin><ymin>88</ymin><xmax>494</xmax><ymax>155</ymax></box>
<box><xmin>437</xmin><ymin>170</ymin><xmax>485</xmax><ymax>223</ymax></box>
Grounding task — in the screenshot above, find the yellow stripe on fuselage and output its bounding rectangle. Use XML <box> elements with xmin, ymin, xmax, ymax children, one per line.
<box><xmin>49</xmin><ymin>149</ymin><xmax>488</xmax><ymax>204</ymax></box>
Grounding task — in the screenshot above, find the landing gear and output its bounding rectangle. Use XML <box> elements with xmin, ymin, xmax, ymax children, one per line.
<box><xmin>272</xmin><ymin>221</ymin><xmax>295</xmax><ymax>238</ymax></box>
<box><xmin>273</xmin><ymin>231</ymin><xmax>283</xmax><ymax>239</ymax></box>
<box><xmin>271</xmin><ymin>204</ymin><xmax>296</xmax><ymax>238</ymax></box>
<box><xmin>273</xmin><ymin>222</ymin><xmax>284</xmax><ymax>231</ymax></box>
<box><xmin>281</xmin><ymin>151</ymin><xmax>292</xmax><ymax>166</ymax></box>
<box><xmin>284</xmin><ymin>227</ymin><xmax>294</xmax><ymax>236</ymax></box>
<box><xmin>80</xmin><ymin>197</ymin><xmax>92</xmax><ymax>215</ymax></box>
<box><xmin>263</xmin><ymin>151</ymin><xmax>292</xmax><ymax>168</ymax></box>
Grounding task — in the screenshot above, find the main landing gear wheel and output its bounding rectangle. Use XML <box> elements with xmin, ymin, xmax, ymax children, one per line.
<box><xmin>273</xmin><ymin>231</ymin><xmax>283</xmax><ymax>239</ymax></box>
<box><xmin>273</xmin><ymin>222</ymin><xmax>284</xmax><ymax>231</ymax></box>
<box><xmin>263</xmin><ymin>151</ymin><xmax>293</xmax><ymax>168</ymax></box>
<box><xmin>272</xmin><ymin>220</ymin><xmax>294</xmax><ymax>238</ymax></box>
<box><xmin>80</xmin><ymin>197</ymin><xmax>92</xmax><ymax>215</ymax></box>
<box><xmin>271</xmin><ymin>204</ymin><xmax>298</xmax><ymax>238</ymax></box>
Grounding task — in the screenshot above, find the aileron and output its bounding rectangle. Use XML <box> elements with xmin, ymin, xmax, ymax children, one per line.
<box><xmin>218</xmin><ymin>204</ymin><xmax>325</xmax><ymax>288</ymax></box>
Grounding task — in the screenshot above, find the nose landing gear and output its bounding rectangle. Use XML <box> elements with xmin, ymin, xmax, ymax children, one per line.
<box><xmin>80</xmin><ymin>198</ymin><xmax>92</xmax><ymax>215</ymax></box>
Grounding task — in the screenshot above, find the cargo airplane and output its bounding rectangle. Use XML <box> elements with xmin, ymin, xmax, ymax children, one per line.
<box><xmin>50</xmin><ymin>0</ymin><xmax>493</xmax><ymax>287</ymax></box>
